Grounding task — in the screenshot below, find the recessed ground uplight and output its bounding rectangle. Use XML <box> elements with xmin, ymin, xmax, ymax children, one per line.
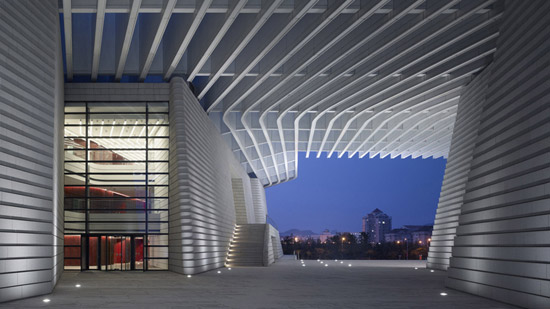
<box><xmin>302</xmin><ymin>264</ymin><xmax>306</xmax><ymax>267</ymax></box>
<box><xmin>340</xmin><ymin>261</ymin><xmax>343</xmax><ymax>264</ymax></box>
<box><xmin>334</xmin><ymin>259</ymin><xmax>338</xmax><ymax>262</ymax></box>
<box><xmin>187</xmin><ymin>275</ymin><xmax>192</xmax><ymax>278</ymax></box>
<box><xmin>75</xmin><ymin>284</ymin><xmax>81</xmax><ymax>288</ymax></box>
<box><xmin>43</xmin><ymin>299</ymin><xmax>51</xmax><ymax>303</ymax></box>
<box><xmin>228</xmin><ymin>268</ymin><xmax>232</xmax><ymax>270</ymax></box>
<box><xmin>348</xmin><ymin>264</ymin><xmax>352</xmax><ymax>267</ymax></box>
<box><xmin>324</xmin><ymin>264</ymin><xmax>328</xmax><ymax>267</ymax></box>
<box><xmin>430</xmin><ymin>270</ymin><xmax>435</xmax><ymax>273</ymax></box>
<box><xmin>217</xmin><ymin>271</ymin><xmax>221</xmax><ymax>274</ymax></box>
<box><xmin>414</xmin><ymin>267</ymin><xmax>418</xmax><ymax>270</ymax></box>
<box><xmin>440</xmin><ymin>292</ymin><xmax>448</xmax><ymax>296</ymax></box>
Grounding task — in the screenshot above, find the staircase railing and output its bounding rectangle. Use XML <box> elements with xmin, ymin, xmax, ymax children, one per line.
<box><xmin>266</xmin><ymin>214</ymin><xmax>278</xmax><ymax>230</ymax></box>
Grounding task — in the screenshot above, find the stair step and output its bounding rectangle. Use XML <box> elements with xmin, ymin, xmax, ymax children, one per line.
<box><xmin>228</xmin><ymin>224</ymin><xmax>268</xmax><ymax>266</ymax></box>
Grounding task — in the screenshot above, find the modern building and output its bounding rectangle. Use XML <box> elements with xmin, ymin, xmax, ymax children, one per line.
<box><xmin>362</xmin><ymin>208</ymin><xmax>392</xmax><ymax>243</ymax></box>
<box><xmin>0</xmin><ymin>0</ymin><xmax>549</xmax><ymax>307</ymax></box>
<box><xmin>384</xmin><ymin>228</ymin><xmax>410</xmax><ymax>243</ymax></box>
<box><xmin>319</xmin><ymin>229</ymin><xmax>333</xmax><ymax>243</ymax></box>
<box><xmin>384</xmin><ymin>225</ymin><xmax>432</xmax><ymax>244</ymax></box>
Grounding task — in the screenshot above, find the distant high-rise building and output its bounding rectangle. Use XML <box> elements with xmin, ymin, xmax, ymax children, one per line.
<box><xmin>362</xmin><ymin>209</ymin><xmax>392</xmax><ymax>243</ymax></box>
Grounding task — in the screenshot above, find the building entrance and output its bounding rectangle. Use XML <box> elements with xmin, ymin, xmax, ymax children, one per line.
<box><xmin>85</xmin><ymin>235</ymin><xmax>144</xmax><ymax>271</ymax></box>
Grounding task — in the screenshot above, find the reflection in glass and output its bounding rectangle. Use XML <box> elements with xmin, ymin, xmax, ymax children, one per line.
<box><xmin>148</xmin><ymin>126</ymin><xmax>169</xmax><ymax>137</ymax></box>
<box><xmin>88</xmin><ymin>162</ymin><xmax>146</xmax><ymax>174</ymax></box>
<box><xmin>148</xmin><ymin>114</ymin><xmax>169</xmax><ymax>125</ymax></box>
<box><xmin>88</xmin><ymin>138</ymin><xmax>146</xmax><ymax>149</ymax></box>
<box><xmin>148</xmin><ymin>199</ymin><xmax>169</xmax><ymax>209</ymax></box>
<box><xmin>148</xmin><ymin>174</ymin><xmax>169</xmax><ymax>185</ymax></box>
<box><xmin>148</xmin><ymin>138</ymin><xmax>169</xmax><ymax>149</ymax></box>
<box><xmin>65</xmin><ymin>150</ymin><xmax>86</xmax><ymax>161</ymax></box>
<box><xmin>88</xmin><ymin>173</ymin><xmax>147</xmax><ymax>186</ymax></box>
<box><xmin>65</xmin><ymin>162</ymin><xmax>85</xmax><ymax>173</ymax></box>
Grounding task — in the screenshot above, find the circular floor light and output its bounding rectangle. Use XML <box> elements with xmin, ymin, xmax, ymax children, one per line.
<box><xmin>75</xmin><ymin>284</ymin><xmax>81</xmax><ymax>288</ymax></box>
<box><xmin>43</xmin><ymin>299</ymin><xmax>51</xmax><ymax>303</ymax></box>
<box><xmin>440</xmin><ymin>292</ymin><xmax>448</xmax><ymax>296</ymax></box>
<box><xmin>348</xmin><ymin>264</ymin><xmax>352</xmax><ymax>267</ymax></box>
<box><xmin>187</xmin><ymin>275</ymin><xmax>192</xmax><ymax>278</ymax></box>
<box><xmin>217</xmin><ymin>271</ymin><xmax>221</xmax><ymax>274</ymax></box>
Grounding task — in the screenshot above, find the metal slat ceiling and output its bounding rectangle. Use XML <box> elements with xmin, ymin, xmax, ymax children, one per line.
<box><xmin>60</xmin><ymin>0</ymin><xmax>503</xmax><ymax>186</ymax></box>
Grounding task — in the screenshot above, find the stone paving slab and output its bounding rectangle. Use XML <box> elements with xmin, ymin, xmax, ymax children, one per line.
<box><xmin>3</xmin><ymin>259</ymin><xmax>517</xmax><ymax>308</ymax></box>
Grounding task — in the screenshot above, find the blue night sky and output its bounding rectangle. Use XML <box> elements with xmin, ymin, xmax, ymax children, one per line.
<box><xmin>265</xmin><ymin>153</ymin><xmax>447</xmax><ymax>234</ymax></box>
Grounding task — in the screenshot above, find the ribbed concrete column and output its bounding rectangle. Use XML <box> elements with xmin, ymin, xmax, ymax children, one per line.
<box><xmin>169</xmin><ymin>77</ymin><xmax>257</xmax><ymax>274</ymax></box>
<box><xmin>431</xmin><ymin>1</ymin><xmax>550</xmax><ymax>307</ymax></box>
<box><xmin>0</xmin><ymin>0</ymin><xmax>63</xmax><ymax>302</ymax></box>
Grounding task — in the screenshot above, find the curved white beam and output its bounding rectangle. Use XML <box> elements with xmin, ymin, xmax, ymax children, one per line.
<box><xmin>163</xmin><ymin>0</ymin><xmax>213</xmax><ymax>80</ymax></box>
<box><xmin>62</xmin><ymin>0</ymin><xmax>73</xmax><ymax>80</ymax></box>
<box><xmin>186</xmin><ymin>0</ymin><xmax>248</xmax><ymax>82</ymax></box>
<box><xmin>240</xmin><ymin>0</ymin><xmax>356</xmax><ymax>184</ymax></box>
<box><xmin>138</xmin><ymin>0</ymin><xmax>177</xmax><ymax>81</ymax></box>
<box><xmin>91</xmin><ymin>0</ymin><xmax>106</xmax><ymax>81</ymax></box>
<box><xmin>361</xmin><ymin>98</ymin><xmax>459</xmax><ymax>158</ymax></box>
<box><xmin>115</xmin><ymin>0</ymin><xmax>142</xmax><ymax>81</ymax></box>
<box><xmin>378</xmin><ymin>109</ymin><xmax>456</xmax><ymax>159</ymax></box>
<box><xmin>222</xmin><ymin>0</ymin><xmax>317</xmax><ymax>186</ymax></box>
<box><xmin>307</xmin><ymin>2</ymin><xmax>500</xmax><ymax>158</ymax></box>
<box><xmin>327</xmin><ymin>44</ymin><xmax>498</xmax><ymax>159</ymax></box>
<box><xmin>331</xmin><ymin>62</ymin><xmax>488</xmax><ymax>158</ymax></box>
<box><xmin>201</xmin><ymin>0</ymin><xmax>284</xmax><ymax>103</ymax></box>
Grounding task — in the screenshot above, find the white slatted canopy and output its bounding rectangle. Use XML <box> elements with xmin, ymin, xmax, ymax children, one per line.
<box><xmin>60</xmin><ymin>0</ymin><xmax>503</xmax><ymax>186</ymax></box>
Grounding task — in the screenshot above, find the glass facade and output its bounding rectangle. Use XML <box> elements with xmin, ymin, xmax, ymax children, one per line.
<box><xmin>63</xmin><ymin>102</ymin><xmax>169</xmax><ymax>270</ymax></box>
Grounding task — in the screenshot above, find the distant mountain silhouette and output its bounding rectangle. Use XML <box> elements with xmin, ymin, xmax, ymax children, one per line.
<box><xmin>280</xmin><ymin>229</ymin><xmax>317</xmax><ymax>236</ymax></box>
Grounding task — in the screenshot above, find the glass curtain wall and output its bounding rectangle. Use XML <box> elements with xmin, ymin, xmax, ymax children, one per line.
<box><xmin>63</xmin><ymin>102</ymin><xmax>169</xmax><ymax>270</ymax></box>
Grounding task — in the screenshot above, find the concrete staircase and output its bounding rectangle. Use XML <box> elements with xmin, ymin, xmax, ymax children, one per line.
<box><xmin>226</xmin><ymin>224</ymin><xmax>266</xmax><ymax>267</ymax></box>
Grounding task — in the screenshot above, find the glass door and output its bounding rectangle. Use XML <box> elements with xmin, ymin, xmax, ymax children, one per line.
<box><xmin>89</xmin><ymin>236</ymin><xmax>99</xmax><ymax>270</ymax></box>
<box><xmin>98</xmin><ymin>235</ymin><xmax>141</xmax><ymax>271</ymax></box>
<box><xmin>135</xmin><ymin>236</ymin><xmax>144</xmax><ymax>270</ymax></box>
<box><xmin>122</xmin><ymin>236</ymin><xmax>131</xmax><ymax>270</ymax></box>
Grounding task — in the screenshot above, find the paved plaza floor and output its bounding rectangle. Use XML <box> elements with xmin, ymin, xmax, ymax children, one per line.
<box><xmin>4</xmin><ymin>258</ymin><xmax>517</xmax><ymax>308</ymax></box>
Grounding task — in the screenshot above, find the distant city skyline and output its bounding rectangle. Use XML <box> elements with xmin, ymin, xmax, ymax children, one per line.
<box><xmin>266</xmin><ymin>153</ymin><xmax>447</xmax><ymax>233</ymax></box>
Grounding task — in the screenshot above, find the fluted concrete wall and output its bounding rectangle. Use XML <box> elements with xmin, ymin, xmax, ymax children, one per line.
<box><xmin>427</xmin><ymin>66</ymin><xmax>491</xmax><ymax>270</ymax></box>
<box><xmin>440</xmin><ymin>1</ymin><xmax>550</xmax><ymax>307</ymax></box>
<box><xmin>232</xmin><ymin>178</ymin><xmax>252</xmax><ymax>224</ymax></box>
<box><xmin>250</xmin><ymin>178</ymin><xmax>267</xmax><ymax>224</ymax></box>
<box><xmin>0</xmin><ymin>0</ymin><xmax>62</xmax><ymax>302</ymax></box>
<box><xmin>264</xmin><ymin>224</ymin><xmax>284</xmax><ymax>266</ymax></box>
<box><xmin>169</xmin><ymin>77</ymin><xmax>256</xmax><ymax>274</ymax></box>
